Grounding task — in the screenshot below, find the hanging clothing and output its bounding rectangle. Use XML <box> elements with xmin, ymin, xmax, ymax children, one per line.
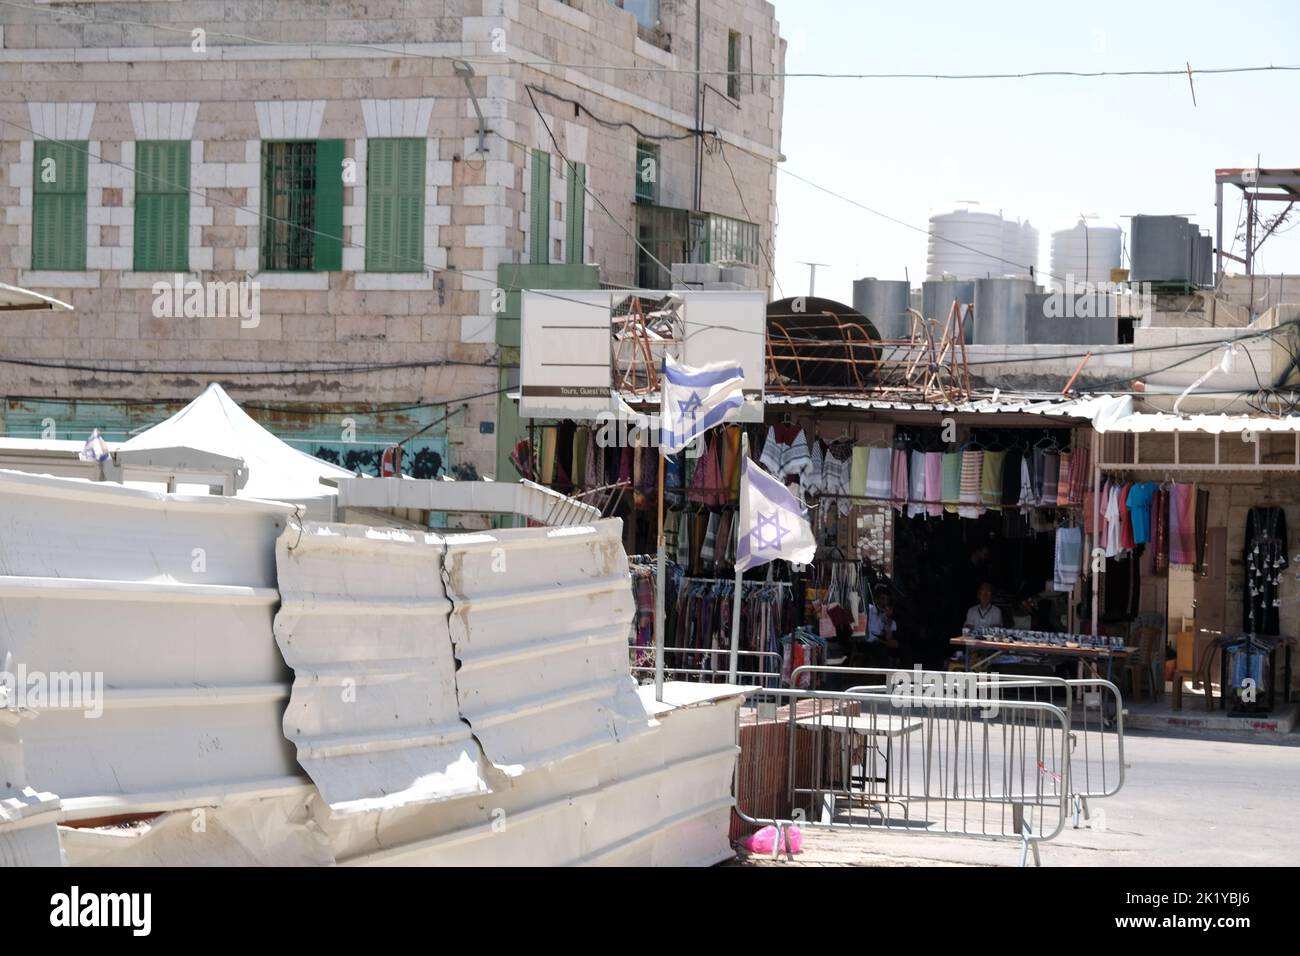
<box><xmin>864</xmin><ymin>447</ymin><xmax>892</xmax><ymax>500</ymax></box>
<box><xmin>759</xmin><ymin>424</ymin><xmax>812</xmax><ymax>488</ymax></box>
<box><xmin>807</xmin><ymin>438</ymin><xmax>825</xmax><ymax>496</ymax></box>
<box><xmin>890</xmin><ymin>449</ymin><xmax>909</xmax><ymax>514</ymax></box>
<box><xmin>1018</xmin><ymin>456</ymin><xmax>1035</xmax><ymax>513</ymax></box>
<box><xmin>1118</xmin><ymin>482</ymin><xmax>1136</xmax><ymax>550</ymax></box>
<box><xmin>924</xmin><ymin>452</ymin><xmax>944</xmax><ymax>518</ymax></box>
<box><xmin>1001</xmin><ymin>449</ymin><xmax>1023</xmax><ymax>508</ymax></box>
<box><xmin>1151</xmin><ymin>487</ymin><xmax>1169</xmax><ymax>577</ymax></box>
<box><xmin>1054</xmin><ymin>527</ymin><xmax>1083</xmax><ymax>591</ymax></box>
<box><xmin>1055</xmin><ymin>451</ymin><xmax>1072</xmax><ymax>506</ymax></box>
<box><xmin>1104</xmin><ymin>482</ymin><xmax>1123</xmax><ymax>558</ymax></box>
<box><xmin>539</xmin><ymin>426</ymin><xmax>558</xmax><ymax>485</ymax></box>
<box><xmin>941</xmin><ymin>452</ymin><xmax>962</xmax><ymax>514</ymax></box>
<box><xmin>1168</xmin><ymin>482</ymin><xmax>1195</xmax><ymax>565</ymax></box>
<box><xmin>1067</xmin><ymin>446</ymin><xmax>1091</xmax><ymax>506</ymax></box>
<box><xmin>1040</xmin><ymin>451</ymin><xmax>1060</xmax><ymax>506</ymax></box>
<box><xmin>851</xmin><ymin>446</ymin><xmax>872</xmax><ymax>498</ymax></box>
<box><xmin>906</xmin><ymin>450</ymin><xmax>927</xmax><ymax>518</ymax></box>
<box><xmin>958</xmin><ymin>449</ymin><xmax>984</xmax><ymax>519</ymax></box>
<box><xmin>823</xmin><ymin>441</ymin><xmax>853</xmax><ymax>514</ymax></box>
<box><xmin>1126</xmin><ymin>481</ymin><xmax>1157</xmax><ymax>545</ymax></box>
<box><xmin>980</xmin><ymin>450</ymin><xmax>1006</xmax><ymax>512</ymax></box>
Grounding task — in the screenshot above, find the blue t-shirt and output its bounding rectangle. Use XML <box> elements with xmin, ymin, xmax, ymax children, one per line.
<box><xmin>1126</xmin><ymin>481</ymin><xmax>1157</xmax><ymax>545</ymax></box>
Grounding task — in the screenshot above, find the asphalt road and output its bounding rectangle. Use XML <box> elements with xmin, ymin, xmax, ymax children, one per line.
<box><xmin>735</xmin><ymin>728</ymin><xmax>1300</xmax><ymax>867</ymax></box>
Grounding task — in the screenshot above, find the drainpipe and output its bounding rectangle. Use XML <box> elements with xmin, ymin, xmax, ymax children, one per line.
<box><xmin>693</xmin><ymin>0</ymin><xmax>703</xmax><ymax>212</ymax></box>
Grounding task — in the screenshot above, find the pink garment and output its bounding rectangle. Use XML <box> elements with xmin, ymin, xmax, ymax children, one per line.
<box><xmin>1168</xmin><ymin>482</ymin><xmax>1195</xmax><ymax>565</ymax></box>
<box><xmin>924</xmin><ymin>452</ymin><xmax>944</xmax><ymax>517</ymax></box>
<box><xmin>890</xmin><ymin>449</ymin><xmax>909</xmax><ymax>514</ymax></box>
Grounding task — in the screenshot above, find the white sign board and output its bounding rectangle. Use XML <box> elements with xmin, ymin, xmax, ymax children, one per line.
<box><xmin>519</xmin><ymin>289</ymin><xmax>766</xmax><ymax>422</ymax></box>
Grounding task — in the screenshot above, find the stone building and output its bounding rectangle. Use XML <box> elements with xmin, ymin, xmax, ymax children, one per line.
<box><xmin>0</xmin><ymin>0</ymin><xmax>785</xmax><ymax>487</ymax></box>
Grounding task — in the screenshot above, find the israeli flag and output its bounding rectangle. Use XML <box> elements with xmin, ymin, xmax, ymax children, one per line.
<box><xmin>735</xmin><ymin>457</ymin><xmax>817</xmax><ymax>572</ymax></box>
<box><xmin>658</xmin><ymin>354</ymin><xmax>745</xmax><ymax>456</ymax></box>
<box><xmin>78</xmin><ymin>428</ymin><xmax>111</xmax><ymax>464</ymax></box>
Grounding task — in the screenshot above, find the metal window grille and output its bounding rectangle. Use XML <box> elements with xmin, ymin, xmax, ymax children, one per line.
<box><xmin>262</xmin><ymin>141</ymin><xmax>316</xmax><ymax>271</ymax></box>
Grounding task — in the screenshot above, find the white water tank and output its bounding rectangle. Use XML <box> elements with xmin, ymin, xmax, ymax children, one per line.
<box><xmin>1050</xmin><ymin>220</ymin><xmax>1123</xmax><ymax>289</ymax></box>
<box><xmin>1019</xmin><ymin>221</ymin><xmax>1039</xmax><ymax>279</ymax></box>
<box><xmin>927</xmin><ymin>208</ymin><xmax>1005</xmax><ymax>280</ymax></box>
<box><xmin>999</xmin><ymin>219</ymin><xmax>1039</xmax><ymax>278</ymax></box>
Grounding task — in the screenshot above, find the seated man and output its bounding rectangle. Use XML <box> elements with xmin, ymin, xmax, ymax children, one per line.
<box><xmin>964</xmin><ymin>581</ymin><xmax>1007</xmax><ymax>632</ymax></box>
<box><xmin>858</xmin><ymin>586</ymin><xmax>900</xmax><ymax>668</ymax></box>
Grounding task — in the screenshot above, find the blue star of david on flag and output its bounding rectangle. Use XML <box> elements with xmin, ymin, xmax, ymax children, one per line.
<box><xmin>658</xmin><ymin>353</ymin><xmax>745</xmax><ymax>455</ymax></box>
<box><xmin>735</xmin><ymin>457</ymin><xmax>816</xmax><ymax>571</ymax></box>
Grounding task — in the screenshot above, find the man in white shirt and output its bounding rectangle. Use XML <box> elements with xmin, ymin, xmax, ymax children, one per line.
<box><xmin>964</xmin><ymin>582</ymin><xmax>1007</xmax><ymax>631</ymax></box>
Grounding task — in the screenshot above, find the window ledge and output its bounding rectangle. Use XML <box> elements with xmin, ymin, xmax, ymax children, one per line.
<box><xmin>539</xmin><ymin>0</ymin><xmax>590</xmax><ymax>30</ymax></box>
<box><xmin>252</xmin><ymin>272</ymin><xmax>330</xmax><ymax>290</ymax></box>
<box><xmin>634</xmin><ymin>35</ymin><xmax>675</xmax><ymax>66</ymax></box>
<box><xmin>355</xmin><ymin>272</ymin><xmax>433</xmax><ymax>291</ymax></box>
<box><xmin>19</xmin><ymin>270</ymin><xmax>97</xmax><ymax>288</ymax></box>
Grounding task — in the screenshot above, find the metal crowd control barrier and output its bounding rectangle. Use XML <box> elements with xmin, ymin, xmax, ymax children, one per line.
<box><xmin>792</xmin><ymin>665</ymin><xmax>1125</xmax><ymax>828</ymax></box>
<box><xmin>734</xmin><ymin>684</ymin><xmax>1071</xmax><ymax>866</ymax></box>
<box><xmin>629</xmin><ymin>644</ymin><xmax>781</xmax><ymax>687</ymax></box>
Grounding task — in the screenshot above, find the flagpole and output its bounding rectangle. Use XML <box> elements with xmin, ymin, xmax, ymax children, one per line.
<box><xmin>654</xmin><ymin>449</ymin><xmax>666</xmax><ymax>703</ymax></box>
<box><xmin>728</xmin><ymin>431</ymin><xmax>748</xmax><ymax>683</ymax></box>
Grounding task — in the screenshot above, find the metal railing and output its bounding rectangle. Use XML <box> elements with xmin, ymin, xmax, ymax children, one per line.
<box><xmin>735</xmin><ymin>675</ymin><xmax>1103</xmax><ymax>866</ymax></box>
<box><xmin>794</xmin><ymin>664</ymin><xmax>1125</xmax><ymax>828</ymax></box>
<box><xmin>630</xmin><ymin>644</ymin><xmax>781</xmax><ymax>687</ymax></box>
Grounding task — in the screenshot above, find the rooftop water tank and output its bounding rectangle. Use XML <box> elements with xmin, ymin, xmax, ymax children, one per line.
<box><xmin>927</xmin><ymin>208</ymin><xmax>1005</xmax><ymax>280</ymax></box>
<box><xmin>1049</xmin><ymin>220</ymin><xmax>1123</xmax><ymax>289</ymax></box>
<box><xmin>852</xmin><ymin>278</ymin><xmax>912</xmax><ymax>339</ymax></box>
<box><xmin>974</xmin><ymin>277</ymin><xmax>1036</xmax><ymax>345</ymax></box>
<box><xmin>1019</xmin><ymin>221</ymin><xmax>1040</xmax><ymax>279</ymax></box>
<box><xmin>1130</xmin><ymin>215</ymin><xmax>1195</xmax><ymax>284</ymax></box>
<box><xmin>922</xmin><ymin>278</ymin><xmax>976</xmax><ymax>343</ymax></box>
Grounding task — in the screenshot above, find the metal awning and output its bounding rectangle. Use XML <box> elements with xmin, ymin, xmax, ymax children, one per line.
<box><xmin>0</xmin><ymin>282</ymin><xmax>74</xmax><ymax>312</ymax></box>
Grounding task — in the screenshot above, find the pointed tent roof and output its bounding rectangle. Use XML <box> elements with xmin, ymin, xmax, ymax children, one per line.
<box><xmin>118</xmin><ymin>383</ymin><xmax>354</xmax><ymax>515</ymax></box>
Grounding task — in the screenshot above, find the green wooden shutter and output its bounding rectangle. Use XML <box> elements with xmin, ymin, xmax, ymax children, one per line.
<box><xmin>312</xmin><ymin>138</ymin><xmax>345</xmax><ymax>272</ymax></box>
<box><xmin>134</xmin><ymin>141</ymin><xmax>190</xmax><ymax>272</ymax></box>
<box><xmin>565</xmin><ymin>161</ymin><xmax>585</xmax><ymax>265</ymax></box>
<box><xmin>530</xmin><ymin>149</ymin><xmax>550</xmax><ymax>264</ymax></box>
<box><xmin>366</xmin><ymin>138</ymin><xmax>425</xmax><ymax>272</ymax></box>
<box><xmin>32</xmin><ymin>140</ymin><xmax>88</xmax><ymax>270</ymax></box>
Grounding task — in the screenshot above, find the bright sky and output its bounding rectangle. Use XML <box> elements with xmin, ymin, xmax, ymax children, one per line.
<box><xmin>770</xmin><ymin>0</ymin><xmax>1300</xmax><ymax>303</ymax></box>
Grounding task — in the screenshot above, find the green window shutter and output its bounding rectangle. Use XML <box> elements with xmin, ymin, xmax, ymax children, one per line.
<box><xmin>134</xmin><ymin>141</ymin><xmax>190</xmax><ymax>272</ymax></box>
<box><xmin>32</xmin><ymin>140</ymin><xmax>88</xmax><ymax>270</ymax></box>
<box><xmin>366</xmin><ymin>138</ymin><xmax>425</xmax><ymax>272</ymax></box>
<box><xmin>312</xmin><ymin>138</ymin><xmax>345</xmax><ymax>272</ymax></box>
<box><xmin>565</xmin><ymin>161</ymin><xmax>585</xmax><ymax>265</ymax></box>
<box><xmin>530</xmin><ymin>150</ymin><xmax>550</xmax><ymax>264</ymax></box>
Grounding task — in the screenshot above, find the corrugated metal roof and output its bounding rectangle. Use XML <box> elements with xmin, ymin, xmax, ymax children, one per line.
<box><xmin>273</xmin><ymin>521</ymin><xmax>491</xmax><ymax>815</ymax></box>
<box><xmin>443</xmin><ymin>520</ymin><xmax>653</xmax><ymax>777</ymax></box>
<box><xmin>764</xmin><ymin>392</ymin><xmax>1106</xmax><ymax>417</ymax></box>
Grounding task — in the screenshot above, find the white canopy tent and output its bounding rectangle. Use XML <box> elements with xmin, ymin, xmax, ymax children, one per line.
<box><xmin>116</xmin><ymin>383</ymin><xmax>355</xmax><ymax>519</ymax></box>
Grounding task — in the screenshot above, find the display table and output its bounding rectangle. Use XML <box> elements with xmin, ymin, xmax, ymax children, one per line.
<box><xmin>950</xmin><ymin>635</ymin><xmax>1132</xmax><ymax>682</ymax></box>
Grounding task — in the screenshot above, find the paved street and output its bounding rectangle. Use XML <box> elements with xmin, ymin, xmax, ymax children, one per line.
<box><xmin>734</xmin><ymin>728</ymin><xmax>1300</xmax><ymax>867</ymax></box>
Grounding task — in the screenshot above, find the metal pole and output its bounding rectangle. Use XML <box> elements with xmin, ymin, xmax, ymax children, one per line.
<box><xmin>728</xmin><ymin>431</ymin><xmax>749</xmax><ymax>682</ymax></box>
<box><xmin>1215</xmin><ymin>181</ymin><xmax>1224</xmax><ymax>287</ymax></box>
<box><xmin>654</xmin><ymin>451</ymin><xmax>667</xmax><ymax>702</ymax></box>
<box><xmin>1091</xmin><ymin>427</ymin><xmax>1101</xmax><ymax>638</ymax></box>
